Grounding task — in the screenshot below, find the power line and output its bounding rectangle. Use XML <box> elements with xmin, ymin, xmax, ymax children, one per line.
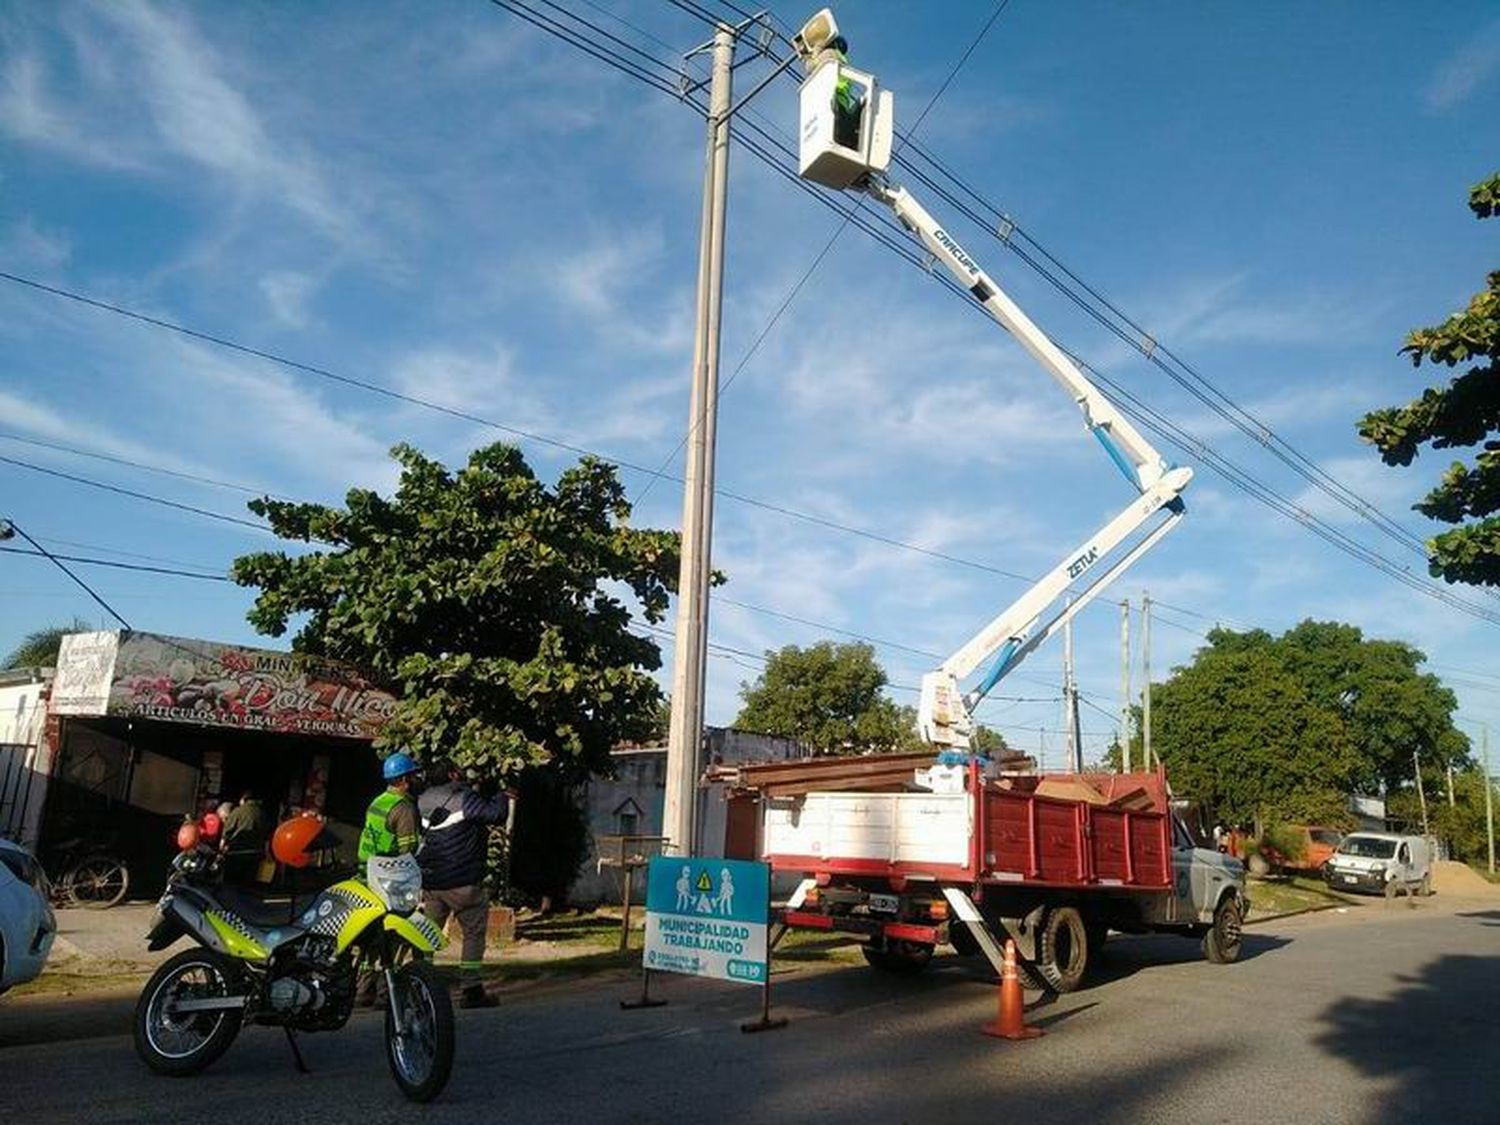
<box><xmin>0</xmin><ymin>431</ymin><xmax>284</xmax><ymax>499</ymax></box>
<box><xmin>631</xmin><ymin>0</ymin><xmax>1010</xmax><ymax>505</ymax></box>
<box><xmin>0</xmin><ymin>454</ymin><xmax>270</xmax><ymax>532</ymax></box>
<box><xmin>0</xmin><ymin>520</ymin><xmax>131</xmax><ymax>628</ymax></box>
<box><xmin>8</xmin><ymin>2</ymin><xmax>1497</xmax><ymax>633</ymax></box>
<box><xmin>0</xmin><ymin>545</ymin><xmax>230</xmax><ymax>582</ymax></box>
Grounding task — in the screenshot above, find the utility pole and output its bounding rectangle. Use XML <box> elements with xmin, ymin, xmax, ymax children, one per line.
<box><xmin>1141</xmin><ymin>593</ymin><xmax>1153</xmax><ymax>770</ymax></box>
<box><xmin>664</xmin><ymin>23</ymin><xmax>734</xmax><ymax>857</ymax></box>
<box><xmin>1413</xmin><ymin>750</ymin><xmax>1429</xmax><ymax>837</ymax></box>
<box><xmin>1484</xmin><ymin>725</ymin><xmax>1494</xmax><ymax>876</ymax></box>
<box><xmin>1063</xmin><ymin>599</ymin><xmax>1081</xmax><ymax>772</ymax></box>
<box><xmin>1120</xmin><ymin>598</ymin><xmax>1131</xmax><ymax>772</ymax></box>
<box><xmin>1446</xmin><ymin>762</ymin><xmax>1455</xmax><ymax>808</ymax></box>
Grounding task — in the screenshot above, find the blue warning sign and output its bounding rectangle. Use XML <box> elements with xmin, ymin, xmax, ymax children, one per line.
<box><xmin>642</xmin><ymin>857</ymin><xmax>770</xmax><ymax>985</ymax></box>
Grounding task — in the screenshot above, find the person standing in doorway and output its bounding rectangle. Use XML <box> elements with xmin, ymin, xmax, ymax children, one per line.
<box><xmin>418</xmin><ymin>761</ymin><xmax>513</xmax><ymax>1010</ymax></box>
<box><xmin>220</xmin><ymin>790</ymin><xmax>267</xmax><ymax>884</ymax></box>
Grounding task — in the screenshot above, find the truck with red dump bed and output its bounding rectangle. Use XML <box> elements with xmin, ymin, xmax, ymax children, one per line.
<box><xmin>737</xmin><ymin>755</ymin><xmax>1247</xmax><ymax>991</ymax></box>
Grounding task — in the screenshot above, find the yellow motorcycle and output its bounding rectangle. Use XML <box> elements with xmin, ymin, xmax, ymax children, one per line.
<box><xmin>134</xmin><ymin>818</ymin><xmax>453</xmax><ymax>1102</ymax></box>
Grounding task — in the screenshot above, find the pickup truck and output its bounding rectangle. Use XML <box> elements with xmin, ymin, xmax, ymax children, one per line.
<box><xmin>744</xmin><ymin>757</ymin><xmax>1248</xmax><ymax>992</ymax></box>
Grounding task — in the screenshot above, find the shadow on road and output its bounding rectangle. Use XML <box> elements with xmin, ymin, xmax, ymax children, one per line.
<box><xmin>1456</xmin><ymin>909</ymin><xmax>1500</xmax><ymax>927</ymax></box>
<box><xmin>1073</xmin><ymin>930</ymin><xmax>1291</xmax><ymax>990</ymax></box>
<box><xmin>0</xmin><ymin>988</ymin><xmax>137</xmax><ymax>1049</ymax></box>
<box><xmin>1315</xmin><ymin>913</ymin><xmax>1500</xmax><ymax>1125</ymax></box>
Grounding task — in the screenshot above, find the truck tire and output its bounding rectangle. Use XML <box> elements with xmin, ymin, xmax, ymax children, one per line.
<box><xmin>1202</xmin><ymin>895</ymin><xmax>1243</xmax><ymax>964</ymax></box>
<box><xmin>1036</xmin><ymin>906</ymin><xmax>1089</xmax><ymax>993</ymax></box>
<box><xmin>862</xmin><ymin>939</ymin><xmax>934</xmax><ymax>975</ymax></box>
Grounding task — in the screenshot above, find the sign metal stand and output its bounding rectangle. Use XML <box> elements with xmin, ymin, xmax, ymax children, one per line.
<box><xmin>740</xmin><ymin>877</ymin><xmax>787</xmax><ymax>1033</ymax></box>
<box><xmin>621</xmin><ymin>861</ymin><xmax>667</xmax><ymax>1009</ymax></box>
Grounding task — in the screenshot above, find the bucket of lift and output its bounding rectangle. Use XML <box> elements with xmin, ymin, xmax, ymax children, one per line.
<box><xmin>796</xmin><ymin>58</ymin><xmax>893</xmax><ymax>189</ymax></box>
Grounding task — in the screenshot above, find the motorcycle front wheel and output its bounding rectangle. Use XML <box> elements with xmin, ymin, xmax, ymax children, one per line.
<box><xmin>134</xmin><ymin>948</ymin><xmax>244</xmax><ymax>1076</ymax></box>
<box><xmin>383</xmin><ymin>958</ymin><xmax>455</xmax><ymax>1102</ymax></box>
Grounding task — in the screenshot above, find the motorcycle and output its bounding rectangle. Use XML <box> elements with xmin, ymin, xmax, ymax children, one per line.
<box><xmin>132</xmin><ymin>827</ymin><xmax>454</xmax><ymax>1102</ymax></box>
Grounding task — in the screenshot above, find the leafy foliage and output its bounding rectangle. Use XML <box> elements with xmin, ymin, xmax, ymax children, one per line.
<box><xmin>1141</xmin><ymin>621</ymin><xmax>1468</xmax><ymax>825</ymax></box>
<box><xmin>969</xmin><ymin>723</ymin><xmax>1010</xmax><ymax>754</ymax></box>
<box><xmin>2</xmin><ymin>617</ymin><xmax>93</xmax><ymax>669</ymax></box>
<box><xmin>1358</xmin><ymin>172</ymin><xmax>1500</xmax><ymax>585</ymax></box>
<box><xmin>232</xmin><ymin>442</ymin><xmax>680</xmax><ymax>781</ymax></box>
<box><xmin>734</xmin><ymin>641</ymin><xmax>921</xmax><ymax>754</ymax></box>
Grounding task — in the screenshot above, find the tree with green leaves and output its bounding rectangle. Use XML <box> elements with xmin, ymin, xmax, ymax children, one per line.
<box><xmin>3</xmin><ymin>617</ymin><xmax>92</xmax><ymax>669</ymax></box>
<box><xmin>969</xmin><ymin>723</ymin><xmax>1010</xmax><ymax>755</ymax></box>
<box><xmin>1359</xmin><ymin>172</ymin><xmax>1500</xmax><ymax>585</ymax></box>
<box><xmin>1142</xmin><ymin>621</ymin><xmax>1467</xmax><ymax>828</ymax></box>
<box><xmin>734</xmin><ymin>641</ymin><xmax>920</xmax><ymax>754</ymax></box>
<box><xmin>232</xmin><ymin>442</ymin><xmax>683</xmax><ymax>905</ymax></box>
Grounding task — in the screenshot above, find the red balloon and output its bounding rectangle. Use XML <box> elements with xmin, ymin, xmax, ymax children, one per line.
<box><xmin>177</xmin><ymin>821</ymin><xmax>200</xmax><ymax>851</ymax></box>
<box><xmin>199</xmin><ymin>812</ymin><xmax>222</xmax><ymax>838</ymax></box>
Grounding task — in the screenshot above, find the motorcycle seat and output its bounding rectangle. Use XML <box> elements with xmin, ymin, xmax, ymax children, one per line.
<box><xmin>216</xmin><ymin>885</ymin><xmax>320</xmax><ymax>929</ymax></box>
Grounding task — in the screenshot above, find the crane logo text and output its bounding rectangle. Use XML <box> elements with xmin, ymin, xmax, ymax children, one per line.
<box><xmin>1067</xmin><ymin>547</ymin><xmax>1100</xmax><ymax>579</ymax></box>
<box><xmin>934</xmin><ymin>229</ymin><xmax>979</xmax><ymax>276</ymax></box>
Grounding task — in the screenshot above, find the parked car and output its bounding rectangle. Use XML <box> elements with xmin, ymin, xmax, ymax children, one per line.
<box><xmin>1323</xmin><ymin>832</ymin><xmax>1432</xmax><ymax>897</ymax></box>
<box><xmin>1</xmin><ymin>837</ymin><xmax>58</xmax><ymax>994</ymax></box>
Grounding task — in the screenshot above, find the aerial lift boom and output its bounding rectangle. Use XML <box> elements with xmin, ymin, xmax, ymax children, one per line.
<box><xmin>792</xmin><ymin>9</ymin><xmax>1194</xmax><ymax>750</ymax></box>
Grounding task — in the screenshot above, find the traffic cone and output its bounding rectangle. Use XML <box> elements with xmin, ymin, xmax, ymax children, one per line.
<box><xmin>982</xmin><ymin>938</ymin><xmax>1044</xmax><ymax>1040</ymax></box>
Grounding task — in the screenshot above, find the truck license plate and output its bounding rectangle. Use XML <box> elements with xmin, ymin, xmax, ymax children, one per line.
<box><xmin>868</xmin><ymin>893</ymin><xmax>900</xmax><ymax>914</ymax></box>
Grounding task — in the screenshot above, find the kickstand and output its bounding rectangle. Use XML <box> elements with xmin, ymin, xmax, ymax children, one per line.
<box><xmin>284</xmin><ymin>1027</ymin><xmax>309</xmax><ymax>1074</ymax></box>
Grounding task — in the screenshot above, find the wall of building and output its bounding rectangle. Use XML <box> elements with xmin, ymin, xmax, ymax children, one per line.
<box><xmin>573</xmin><ymin>728</ymin><xmax>810</xmax><ymax>905</ymax></box>
<box><xmin>0</xmin><ymin>673</ymin><xmax>53</xmax><ymax>847</ymax></box>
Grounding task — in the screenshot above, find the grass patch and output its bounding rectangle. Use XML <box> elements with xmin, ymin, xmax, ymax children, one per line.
<box><xmin>11</xmin><ymin>958</ymin><xmax>147</xmax><ymax>998</ymax></box>
<box><xmin>1248</xmin><ymin>874</ymin><xmax>1360</xmax><ymax>918</ymax></box>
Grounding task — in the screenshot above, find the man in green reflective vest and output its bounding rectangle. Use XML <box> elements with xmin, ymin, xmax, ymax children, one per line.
<box><xmin>358</xmin><ymin>751</ymin><xmax>422</xmax><ymax>870</ymax></box>
<box><xmin>355</xmin><ymin>751</ymin><xmax>422</xmax><ymax>1007</ymax></box>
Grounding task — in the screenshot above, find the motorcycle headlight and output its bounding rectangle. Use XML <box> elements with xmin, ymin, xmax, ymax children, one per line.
<box><xmin>366</xmin><ymin>854</ymin><xmax>423</xmax><ymax>916</ymax></box>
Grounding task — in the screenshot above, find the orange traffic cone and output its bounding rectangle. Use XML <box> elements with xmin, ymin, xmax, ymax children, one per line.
<box><xmin>982</xmin><ymin>938</ymin><xmax>1044</xmax><ymax>1040</ymax></box>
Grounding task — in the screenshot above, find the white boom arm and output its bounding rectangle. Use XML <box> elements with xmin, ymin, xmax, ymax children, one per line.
<box><xmin>873</xmin><ymin>180</ymin><xmax>1195</xmax><ymax>749</ymax></box>
<box><xmin>791</xmin><ymin>10</ymin><xmax>1194</xmax><ymax>750</ymax></box>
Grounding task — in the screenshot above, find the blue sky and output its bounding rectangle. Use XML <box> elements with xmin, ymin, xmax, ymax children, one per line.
<box><xmin>2</xmin><ymin>1</ymin><xmax>1498</xmax><ymax>766</ymax></box>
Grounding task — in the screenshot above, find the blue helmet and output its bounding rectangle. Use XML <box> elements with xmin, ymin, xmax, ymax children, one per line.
<box><xmin>382</xmin><ymin>751</ymin><xmax>421</xmax><ymax>782</ymax></box>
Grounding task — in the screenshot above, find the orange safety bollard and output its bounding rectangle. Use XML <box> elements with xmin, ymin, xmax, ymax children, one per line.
<box><xmin>982</xmin><ymin>938</ymin><xmax>1045</xmax><ymax>1040</ymax></box>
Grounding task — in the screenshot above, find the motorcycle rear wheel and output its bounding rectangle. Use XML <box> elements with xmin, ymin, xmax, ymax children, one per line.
<box><xmin>134</xmin><ymin>949</ymin><xmax>244</xmax><ymax>1076</ymax></box>
<box><xmin>384</xmin><ymin>958</ymin><xmax>455</xmax><ymax>1103</ymax></box>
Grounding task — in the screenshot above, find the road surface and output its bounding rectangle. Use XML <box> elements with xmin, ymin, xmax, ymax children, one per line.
<box><xmin>4</xmin><ymin>898</ymin><xmax>1496</xmax><ymax>1124</ymax></box>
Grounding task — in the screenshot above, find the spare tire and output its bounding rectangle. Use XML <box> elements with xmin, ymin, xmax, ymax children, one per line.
<box><xmin>1036</xmin><ymin>906</ymin><xmax>1089</xmax><ymax>993</ymax></box>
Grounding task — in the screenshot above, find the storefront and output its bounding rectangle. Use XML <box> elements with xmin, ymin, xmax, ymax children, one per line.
<box><xmin>35</xmin><ymin>631</ymin><xmax>397</xmax><ymax>895</ymax></box>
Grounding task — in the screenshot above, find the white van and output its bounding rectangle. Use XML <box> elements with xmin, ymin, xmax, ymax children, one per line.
<box><xmin>1323</xmin><ymin>832</ymin><xmax>1433</xmax><ymax>897</ymax></box>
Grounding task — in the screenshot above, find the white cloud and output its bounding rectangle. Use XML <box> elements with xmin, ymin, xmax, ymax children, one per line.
<box><xmin>258</xmin><ymin>272</ymin><xmax>318</xmax><ymax>329</ymax></box>
<box><xmin>1424</xmin><ymin>20</ymin><xmax>1500</xmax><ymax>110</ymax></box>
<box><xmin>1290</xmin><ymin>455</ymin><xmax>1426</xmax><ymax>530</ymax></box>
<box><xmin>0</xmin><ymin>1</ymin><xmax>366</xmax><ymax>252</ymax></box>
<box><xmin>541</xmin><ymin>225</ymin><xmax>693</xmax><ymax>356</ymax></box>
<box><xmin>0</xmin><ymin>217</ymin><xmax>70</xmax><ymax>272</ymax></box>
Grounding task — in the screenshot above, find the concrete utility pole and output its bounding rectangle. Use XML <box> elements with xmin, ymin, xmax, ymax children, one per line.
<box><xmin>1413</xmin><ymin>749</ymin><xmax>1430</xmax><ymax>837</ymax></box>
<box><xmin>664</xmin><ymin>24</ymin><xmax>734</xmax><ymax>857</ymax></box>
<box><xmin>1120</xmin><ymin>598</ymin><xmax>1131</xmax><ymax>772</ymax></box>
<box><xmin>1484</xmin><ymin>725</ymin><xmax>1494</xmax><ymax>876</ymax></box>
<box><xmin>1063</xmin><ymin>599</ymin><xmax>1081</xmax><ymax>772</ymax></box>
<box><xmin>1141</xmin><ymin>593</ymin><xmax>1153</xmax><ymax>770</ymax></box>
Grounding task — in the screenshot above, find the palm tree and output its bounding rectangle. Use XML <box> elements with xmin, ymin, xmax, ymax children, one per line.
<box><xmin>3</xmin><ymin>618</ymin><xmax>93</xmax><ymax>669</ymax></box>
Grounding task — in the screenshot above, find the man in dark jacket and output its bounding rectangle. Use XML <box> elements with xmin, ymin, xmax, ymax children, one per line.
<box><xmin>418</xmin><ymin>761</ymin><xmax>512</xmax><ymax>1009</ymax></box>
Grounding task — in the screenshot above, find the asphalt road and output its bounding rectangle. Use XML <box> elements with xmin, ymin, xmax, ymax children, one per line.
<box><xmin>4</xmin><ymin>899</ymin><xmax>1497</xmax><ymax>1124</ymax></box>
